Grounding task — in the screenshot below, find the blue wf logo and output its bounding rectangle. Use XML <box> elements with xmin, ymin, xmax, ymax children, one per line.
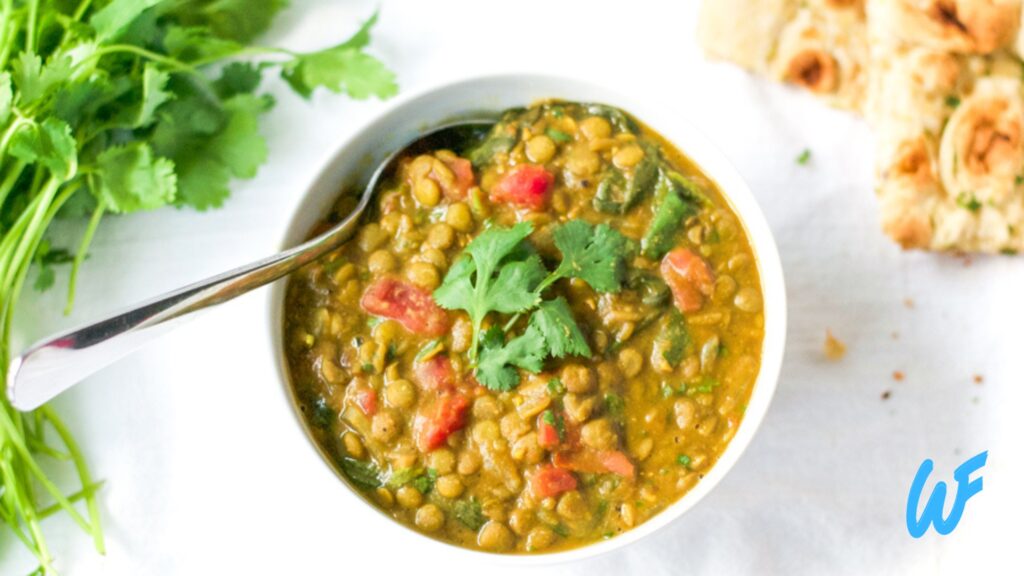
<box><xmin>906</xmin><ymin>451</ymin><xmax>987</xmax><ymax>538</ymax></box>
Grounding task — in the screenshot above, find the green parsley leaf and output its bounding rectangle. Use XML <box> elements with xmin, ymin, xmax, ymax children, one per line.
<box><xmin>213</xmin><ymin>62</ymin><xmax>262</xmax><ymax>98</ymax></box>
<box><xmin>90</xmin><ymin>0</ymin><xmax>165</xmax><ymax>42</ymax></box>
<box><xmin>93</xmin><ymin>143</ymin><xmax>177</xmax><ymax>213</ymax></box>
<box><xmin>10</xmin><ymin>117</ymin><xmax>78</xmax><ymax>181</ymax></box>
<box><xmin>547</xmin><ymin>219</ymin><xmax>628</xmax><ymax>293</ymax></box>
<box><xmin>282</xmin><ymin>12</ymin><xmax>398</xmax><ymax>100</ymax></box>
<box><xmin>546</xmin><ymin>377</ymin><xmax>566</xmax><ymax>396</ymax></box>
<box><xmin>132</xmin><ymin>64</ymin><xmax>174</xmax><ymax>127</ymax></box>
<box><xmin>476</xmin><ymin>325</ymin><xmax>547</xmax><ymax>391</ymax></box>
<box><xmin>33</xmin><ymin>265</ymin><xmax>56</xmax><ymax>292</ymax></box>
<box><xmin>527</xmin><ymin>297</ymin><xmax>590</xmax><ymax>358</ymax></box>
<box><xmin>434</xmin><ymin>222</ymin><xmax>542</xmax><ymax>360</ymax></box>
<box><xmin>387</xmin><ymin>467</ymin><xmax>437</xmax><ymax>493</ymax></box>
<box><xmin>185</xmin><ymin>0</ymin><xmax>290</xmax><ymax>42</ymax></box>
<box><xmin>163</xmin><ymin>26</ymin><xmax>244</xmax><ymax>62</ymax></box>
<box><xmin>12</xmin><ymin>53</ymin><xmax>72</xmax><ymax>107</ymax></box>
<box><xmin>676</xmin><ymin>454</ymin><xmax>692</xmax><ymax>468</ymax></box>
<box><xmin>795</xmin><ymin>148</ymin><xmax>811</xmax><ymax>165</ymax></box>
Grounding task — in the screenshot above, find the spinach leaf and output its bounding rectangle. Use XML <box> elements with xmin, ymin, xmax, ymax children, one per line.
<box><xmin>339</xmin><ymin>458</ymin><xmax>383</xmax><ymax>490</ymax></box>
<box><xmin>641</xmin><ymin>170</ymin><xmax>698</xmax><ymax>259</ymax></box>
<box><xmin>453</xmin><ymin>497</ymin><xmax>486</xmax><ymax>530</ymax></box>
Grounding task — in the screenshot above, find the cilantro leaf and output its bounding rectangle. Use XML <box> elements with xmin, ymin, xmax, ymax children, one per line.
<box><xmin>12</xmin><ymin>53</ymin><xmax>72</xmax><ymax>108</ymax></box>
<box><xmin>547</xmin><ymin>219</ymin><xmax>628</xmax><ymax>293</ymax></box>
<box><xmin>434</xmin><ymin>222</ymin><xmax>541</xmax><ymax>360</ymax></box>
<box><xmin>166</xmin><ymin>93</ymin><xmax>272</xmax><ymax>210</ymax></box>
<box><xmin>281</xmin><ymin>12</ymin><xmax>398</xmax><ymax>100</ymax></box>
<box><xmin>184</xmin><ymin>0</ymin><xmax>290</xmax><ymax>42</ymax></box>
<box><xmin>33</xmin><ymin>265</ymin><xmax>56</xmax><ymax>292</ymax></box>
<box><xmin>90</xmin><ymin>0</ymin><xmax>165</xmax><ymax>42</ymax></box>
<box><xmin>528</xmin><ymin>297</ymin><xmax>591</xmax><ymax>358</ymax></box>
<box><xmin>133</xmin><ymin>64</ymin><xmax>174</xmax><ymax>127</ymax></box>
<box><xmin>213</xmin><ymin>62</ymin><xmax>262</xmax><ymax>98</ymax></box>
<box><xmin>476</xmin><ymin>325</ymin><xmax>547</xmax><ymax>391</ymax></box>
<box><xmin>163</xmin><ymin>26</ymin><xmax>244</xmax><ymax>62</ymax></box>
<box><xmin>93</xmin><ymin>143</ymin><xmax>177</xmax><ymax>213</ymax></box>
<box><xmin>10</xmin><ymin>118</ymin><xmax>78</xmax><ymax>181</ymax></box>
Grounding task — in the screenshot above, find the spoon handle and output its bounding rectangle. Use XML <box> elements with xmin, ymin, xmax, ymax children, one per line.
<box><xmin>6</xmin><ymin>205</ymin><xmax>364</xmax><ymax>411</ymax></box>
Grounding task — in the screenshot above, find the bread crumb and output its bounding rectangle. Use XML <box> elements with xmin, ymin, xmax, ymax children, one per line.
<box><xmin>903</xmin><ymin>298</ymin><xmax>915</xmax><ymax>309</ymax></box>
<box><xmin>891</xmin><ymin>331</ymin><xmax>900</xmax><ymax>340</ymax></box>
<box><xmin>881</xmin><ymin>390</ymin><xmax>892</xmax><ymax>400</ymax></box>
<box><xmin>973</xmin><ymin>374</ymin><xmax>984</xmax><ymax>384</ymax></box>
<box><xmin>892</xmin><ymin>370</ymin><xmax>905</xmax><ymax>381</ymax></box>
<box><xmin>824</xmin><ymin>330</ymin><xmax>846</xmax><ymax>361</ymax></box>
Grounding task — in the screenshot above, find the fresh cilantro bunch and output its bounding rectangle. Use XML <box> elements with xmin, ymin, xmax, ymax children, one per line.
<box><xmin>0</xmin><ymin>1</ymin><xmax>396</xmax><ymax>572</ymax></box>
<box><xmin>433</xmin><ymin>220</ymin><xmax>628</xmax><ymax>391</ymax></box>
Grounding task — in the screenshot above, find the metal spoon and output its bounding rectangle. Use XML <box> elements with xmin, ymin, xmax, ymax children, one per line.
<box><xmin>6</xmin><ymin>119</ymin><xmax>495</xmax><ymax>411</ymax></box>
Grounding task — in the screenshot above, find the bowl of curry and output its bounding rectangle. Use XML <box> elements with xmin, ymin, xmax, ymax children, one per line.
<box><xmin>272</xmin><ymin>76</ymin><xmax>786</xmax><ymax>561</ymax></box>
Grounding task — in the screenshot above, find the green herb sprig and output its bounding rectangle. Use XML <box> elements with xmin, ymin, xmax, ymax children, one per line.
<box><xmin>0</xmin><ymin>2</ymin><xmax>396</xmax><ymax>572</ymax></box>
<box><xmin>434</xmin><ymin>219</ymin><xmax>627</xmax><ymax>391</ymax></box>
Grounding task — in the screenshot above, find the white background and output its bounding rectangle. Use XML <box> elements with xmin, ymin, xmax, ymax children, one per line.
<box><xmin>3</xmin><ymin>1</ymin><xmax>1022</xmax><ymax>574</ymax></box>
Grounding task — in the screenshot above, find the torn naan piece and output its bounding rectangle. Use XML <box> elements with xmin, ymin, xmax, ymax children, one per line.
<box><xmin>868</xmin><ymin>44</ymin><xmax>1024</xmax><ymax>252</ymax></box>
<box><xmin>868</xmin><ymin>0</ymin><xmax>1023</xmax><ymax>55</ymax></box>
<box><xmin>698</xmin><ymin>0</ymin><xmax>868</xmax><ymax>110</ymax></box>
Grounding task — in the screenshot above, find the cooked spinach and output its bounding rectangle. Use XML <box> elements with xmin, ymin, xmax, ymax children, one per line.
<box><xmin>641</xmin><ymin>170</ymin><xmax>698</xmax><ymax>259</ymax></box>
<box><xmin>592</xmin><ymin>145</ymin><xmax>659</xmax><ymax>214</ymax></box>
<box><xmin>452</xmin><ymin>497</ymin><xmax>486</xmax><ymax>530</ymax></box>
<box><xmin>585</xmin><ymin>103</ymin><xmax>638</xmax><ymax>134</ymax></box>
<box><xmin>339</xmin><ymin>457</ymin><xmax>383</xmax><ymax>490</ymax></box>
<box><xmin>467</xmin><ymin>123</ymin><xmax>517</xmax><ymax>167</ymax></box>
<box><xmin>656</xmin><ymin>310</ymin><xmax>691</xmax><ymax>367</ymax></box>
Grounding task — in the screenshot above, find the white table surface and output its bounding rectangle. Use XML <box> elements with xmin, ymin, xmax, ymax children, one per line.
<box><xmin>4</xmin><ymin>1</ymin><xmax>1021</xmax><ymax>574</ymax></box>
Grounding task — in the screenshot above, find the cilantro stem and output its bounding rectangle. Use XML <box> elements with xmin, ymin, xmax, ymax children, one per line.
<box><xmin>0</xmin><ymin>0</ymin><xmax>14</xmax><ymax>69</ymax></box>
<box><xmin>72</xmin><ymin>0</ymin><xmax>93</xmax><ymax>22</ymax></box>
<box><xmin>87</xmin><ymin>45</ymin><xmax>197</xmax><ymax>75</ymax></box>
<box><xmin>25</xmin><ymin>0</ymin><xmax>39</xmax><ymax>54</ymax></box>
<box><xmin>190</xmin><ymin>45</ymin><xmax>295</xmax><ymax>68</ymax></box>
<box><xmin>40</xmin><ymin>405</ymin><xmax>105</xmax><ymax>553</ymax></box>
<box><xmin>65</xmin><ymin>199</ymin><xmax>104</xmax><ymax>315</ymax></box>
<box><xmin>0</xmin><ymin>159</ymin><xmax>26</xmax><ymax>209</ymax></box>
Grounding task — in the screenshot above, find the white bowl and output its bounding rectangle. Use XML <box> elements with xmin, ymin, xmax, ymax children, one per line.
<box><xmin>269</xmin><ymin>74</ymin><xmax>787</xmax><ymax>565</ymax></box>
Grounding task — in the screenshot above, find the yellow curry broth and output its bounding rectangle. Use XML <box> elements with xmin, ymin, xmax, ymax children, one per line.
<box><xmin>283</xmin><ymin>101</ymin><xmax>764</xmax><ymax>553</ymax></box>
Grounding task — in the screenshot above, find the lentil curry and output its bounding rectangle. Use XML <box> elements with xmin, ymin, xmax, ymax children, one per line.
<box><xmin>283</xmin><ymin>101</ymin><xmax>765</xmax><ymax>553</ymax></box>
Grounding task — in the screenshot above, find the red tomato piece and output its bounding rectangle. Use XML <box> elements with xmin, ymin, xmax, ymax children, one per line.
<box><xmin>414</xmin><ymin>392</ymin><xmax>470</xmax><ymax>452</ymax></box>
<box><xmin>538</xmin><ymin>419</ymin><xmax>560</xmax><ymax>448</ymax></box>
<box><xmin>353</xmin><ymin>387</ymin><xmax>378</xmax><ymax>416</ymax></box>
<box><xmin>660</xmin><ymin>248</ymin><xmax>715</xmax><ymax>313</ymax></box>
<box><xmin>439</xmin><ymin>156</ymin><xmax>475</xmax><ymax>200</ymax></box>
<box><xmin>414</xmin><ymin>355</ymin><xmax>456</xmax><ymax>393</ymax></box>
<box><xmin>553</xmin><ymin>449</ymin><xmax>635</xmax><ymax>478</ymax></box>
<box><xmin>529</xmin><ymin>465</ymin><xmax>578</xmax><ymax>499</ymax></box>
<box><xmin>489</xmin><ymin>164</ymin><xmax>554</xmax><ymax>211</ymax></box>
<box><xmin>360</xmin><ymin>277</ymin><xmax>449</xmax><ymax>337</ymax></box>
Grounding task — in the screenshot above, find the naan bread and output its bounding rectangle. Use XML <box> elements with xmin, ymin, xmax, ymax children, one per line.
<box><xmin>868</xmin><ymin>0</ymin><xmax>1023</xmax><ymax>55</ymax></box>
<box><xmin>867</xmin><ymin>42</ymin><xmax>1024</xmax><ymax>252</ymax></box>
<box><xmin>698</xmin><ymin>0</ymin><xmax>868</xmax><ymax>110</ymax></box>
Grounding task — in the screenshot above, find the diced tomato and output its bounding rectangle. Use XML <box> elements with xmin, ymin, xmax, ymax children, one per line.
<box><xmin>489</xmin><ymin>164</ymin><xmax>554</xmax><ymax>211</ymax></box>
<box><xmin>360</xmin><ymin>277</ymin><xmax>448</xmax><ymax>337</ymax></box>
<box><xmin>529</xmin><ymin>465</ymin><xmax>578</xmax><ymax>499</ymax></box>
<box><xmin>353</xmin><ymin>387</ymin><xmax>378</xmax><ymax>416</ymax></box>
<box><xmin>660</xmin><ymin>248</ymin><xmax>715</xmax><ymax>313</ymax></box>
<box><xmin>414</xmin><ymin>355</ymin><xmax>456</xmax><ymax>393</ymax></box>
<box><xmin>439</xmin><ymin>156</ymin><xmax>475</xmax><ymax>200</ymax></box>
<box><xmin>538</xmin><ymin>419</ymin><xmax>560</xmax><ymax>448</ymax></box>
<box><xmin>553</xmin><ymin>449</ymin><xmax>635</xmax><ymax>478</ymax></box>
<box><xmin>414</xmin><ymin>392</ymin><xmax>470</xmax><ymax>452</ymax></box>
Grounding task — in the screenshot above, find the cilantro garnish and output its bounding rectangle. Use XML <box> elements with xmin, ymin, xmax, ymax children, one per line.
<box><xmin>0</xmin><ymin>3</ymin><xmax>397</xmax><ymax>570</ymax></box>
<box><xmin>541</xmin><ymin>409</ymin><xmax>566</xmax><ymax>441</ymax></box>
<box><xmin>434</xmin><ymin>220</ymin><xmax>627</xmax><ymax>391</ymax></box>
